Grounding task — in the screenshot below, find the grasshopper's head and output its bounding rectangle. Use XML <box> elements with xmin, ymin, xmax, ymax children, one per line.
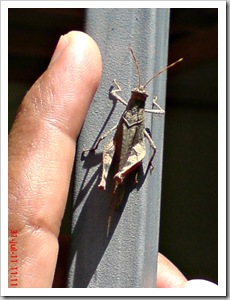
<box><xmin>129</xmin><ymin>47</ymin><xmax>183</xmax><ymax>99</ymax></box>
<box><xmin>131</xmin><ymin>86</ymin><xmax>148</xmax><ymax>101</ymax></box>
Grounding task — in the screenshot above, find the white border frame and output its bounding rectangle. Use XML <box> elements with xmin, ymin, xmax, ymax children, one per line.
<box><xmin>1</xmin><ymin>1</ymin><xmax>226</xmax><ymax>296</ymax></box>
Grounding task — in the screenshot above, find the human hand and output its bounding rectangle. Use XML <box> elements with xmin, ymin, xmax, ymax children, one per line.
<box><xmin>8</xmin><ymin>31</ymin><xmax>215</xmax><ymax>289</ymax></box>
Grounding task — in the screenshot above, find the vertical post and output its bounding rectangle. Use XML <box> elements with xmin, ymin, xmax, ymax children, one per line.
<box><xmin>68</xmin><ymin>8</ymin><xmax>169</xmax><ymax>288</ymax></box>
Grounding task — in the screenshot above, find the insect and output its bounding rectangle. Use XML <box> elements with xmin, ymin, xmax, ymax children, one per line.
<box><xmin>83</xmin><ymin>48</ymin><xmax>183</xmax><ymax>235</ymax></box>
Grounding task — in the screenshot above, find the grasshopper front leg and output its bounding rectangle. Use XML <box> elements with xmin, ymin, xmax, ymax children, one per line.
<box><xmin>83</xmin><ymin>124</ymin><xmax>118</xmax><ymax>153</ymax></box>
<box><xmin>110</xmin><ymin>80</ymin><xmax>128</xmax><ymax>106</ymax></box>
<box><xmin>145</xmin><ymin>96</ymin><xmax>165</xmax><ymax>114</ymax></box>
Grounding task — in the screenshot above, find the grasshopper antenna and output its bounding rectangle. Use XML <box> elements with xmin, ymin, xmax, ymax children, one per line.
<box><xmin>129</xmin><ymin>47</ymin><xmax>141</xmax><ymax>88</ymax></box>
<box><xmin>144</xmin><ymin>58</ymin><xmax>183</xmax><ymax>88</ymax></box>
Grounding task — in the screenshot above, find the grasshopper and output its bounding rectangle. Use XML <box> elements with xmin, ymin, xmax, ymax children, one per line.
<box><xmin>83</xmin><ymin>48</ymin><xmax>182</xmax><ymax>234</ymax></box>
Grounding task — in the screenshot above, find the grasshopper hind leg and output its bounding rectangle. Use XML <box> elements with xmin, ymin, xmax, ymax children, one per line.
<box><xmin>107</xmin><ymin>180</ymin><xmax>126</xmax><ymax>237</ymax></box>
<box><xmin>98</xmin><ymin>140</ymin><xmax>115</xmax><ymax>190</ymax></box>
<box><xmin>113</xmin><ymin>140</ymin><xmax>146</xmax><ymax>185</ymax></box>
<box><xmin>144</xmin><ymin>129</ymin><xmax>156</xmax><ymax>172</ymax></box>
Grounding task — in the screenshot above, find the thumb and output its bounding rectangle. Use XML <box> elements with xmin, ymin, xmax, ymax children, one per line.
<box><xmin>9</xmin><ymin>31</ymin><xmax>102</xmax><ymax>287</ymax></box>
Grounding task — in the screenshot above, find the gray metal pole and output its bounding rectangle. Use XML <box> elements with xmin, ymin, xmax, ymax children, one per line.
<box><xmin>68</xmin><ymin>8</ymin><xmax>169</xmax><ymax>288</ymax></box>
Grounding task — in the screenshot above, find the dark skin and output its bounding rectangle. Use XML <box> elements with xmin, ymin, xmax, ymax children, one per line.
<box><xmin>8</xmin><ymin>31</ymin><xmax>187</xmax><ymax>288</ymax></box>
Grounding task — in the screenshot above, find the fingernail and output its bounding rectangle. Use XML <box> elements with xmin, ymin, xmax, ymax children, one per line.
<box><xmin>49</xmin><ymin>34</ymin><xmax>69</xmax><ymax>67</ymax></box>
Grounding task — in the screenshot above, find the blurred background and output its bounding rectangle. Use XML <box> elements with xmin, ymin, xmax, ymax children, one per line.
<box><xmin>8</xmin><ymin>8</ymin><xmax>218</xmax><ymax>286</ymax></box>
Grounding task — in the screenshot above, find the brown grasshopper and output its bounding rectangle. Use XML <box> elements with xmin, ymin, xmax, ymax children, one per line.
<box><xmin>83</xmin><ymin>49</ymin><xmax>182</xmax><ymax>234</ymax></box>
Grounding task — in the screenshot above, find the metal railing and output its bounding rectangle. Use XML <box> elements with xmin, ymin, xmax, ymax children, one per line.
<box><xmin>68</xmin><ymin>8</ymin><xmax>169</xmax><ymax>288</ymax></box>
